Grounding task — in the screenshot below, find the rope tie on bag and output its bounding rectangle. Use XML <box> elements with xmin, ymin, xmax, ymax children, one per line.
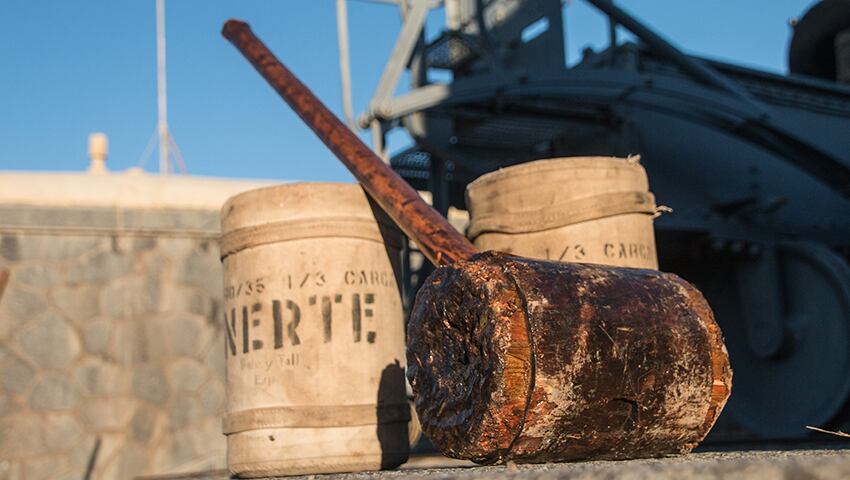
<box><xmin>468</xmin><ymin>191</ymin><xmax>657</xmax><ymax>240</ymax></box>
<box><xmin>220</xmin><ymin>217</ymin><xmax>403</xmax><ymax>259</ymax></box>
<box><xmin>222</xmin><ymin>404</ymin><xmax>412</xmax><ymax>433</ymax></box>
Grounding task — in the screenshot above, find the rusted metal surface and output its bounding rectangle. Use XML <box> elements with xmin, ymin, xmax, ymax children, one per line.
<box><xmin>222</xmin><ymin>20</ymin><xmax>731</xmax><ymax>465</ymax></box>
<box><xmin>408</xmin><ymin>252</ymin><xmax>731</xmax><ymax>464</ymax></box>
<box><xmin>221</xmin><ymin>20</ymin><xmax>475</xmax><ymax>266</ymax></box>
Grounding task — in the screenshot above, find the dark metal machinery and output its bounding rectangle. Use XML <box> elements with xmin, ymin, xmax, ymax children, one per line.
<box><xmin>346</xmin><ymin>0</ymin><xmax>850</xmax><ymax>440</ymax></box>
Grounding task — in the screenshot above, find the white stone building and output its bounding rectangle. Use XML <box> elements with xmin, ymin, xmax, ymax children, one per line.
<box><xmin>0</xmin><ymin>168</ymin><xmax>273</xmax><ymax>479</ymax></box>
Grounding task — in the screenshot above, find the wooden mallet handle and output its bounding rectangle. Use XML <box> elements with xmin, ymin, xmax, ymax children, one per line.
<box><xmin>222</xmin><ymin>20</ymin><xmax>476</xmax><ymax>266</ymax></box>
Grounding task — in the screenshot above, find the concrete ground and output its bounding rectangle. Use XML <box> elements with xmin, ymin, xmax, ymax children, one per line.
<box><xmin>143</xmin><ymin>448</ymin><xmax>850</xmax><ymax>480</ymax></box>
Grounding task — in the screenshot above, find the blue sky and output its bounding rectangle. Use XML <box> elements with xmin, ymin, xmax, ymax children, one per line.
<box><xmin>0</xmin><ymin>0</ymin><xmax>816</xmax><ymax>182</ymax></box>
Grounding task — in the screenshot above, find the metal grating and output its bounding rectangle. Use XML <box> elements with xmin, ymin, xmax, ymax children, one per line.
<box><xmin>424</xmin><ymin>32</ymin><xmax>478</xmax><ymax>70</ymax></box>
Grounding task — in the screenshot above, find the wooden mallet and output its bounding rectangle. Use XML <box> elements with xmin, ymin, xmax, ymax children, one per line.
<box><xmin>222</xmin><ymin>20</ymin><xmax>731</xmax><ymax>464</ymax></box>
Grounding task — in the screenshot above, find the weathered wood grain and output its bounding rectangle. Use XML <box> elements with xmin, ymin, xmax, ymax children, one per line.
<box><xmin>222</xmin><ymin>21</ymin><xmax>731</xmax><ymax>465</ymax></box>
<box><xmin>222</xmin><ymin>20</ymin><xmax>476</xmax><ymax>266</ymax></box>
<box><xmin>408</xmin><ymin>252</ymin><xmax>731</xmax><ymax>464</ymax></box>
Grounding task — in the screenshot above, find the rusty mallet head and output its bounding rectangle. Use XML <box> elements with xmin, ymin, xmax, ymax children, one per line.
<box><xmin>222</xmin><ymin>20</ymin><xmax>731</xmax><ymax>464</ymax></box>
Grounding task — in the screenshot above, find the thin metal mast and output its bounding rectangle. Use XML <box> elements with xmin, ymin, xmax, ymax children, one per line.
<box><xmin>156</xmin><ymin>0</ymin><xmax>170</xmax><ymax>174</ymax></box>
<box><xmin>336</xmin><ymin>0</ymin><xmax>356</xmax><ymax>130</ymax></box>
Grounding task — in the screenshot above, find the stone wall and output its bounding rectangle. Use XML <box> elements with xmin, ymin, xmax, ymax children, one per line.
<box><xmin>0</xmin><ymin>205</ymin><xmax>229</xmax><ymax>479</ymax></box>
